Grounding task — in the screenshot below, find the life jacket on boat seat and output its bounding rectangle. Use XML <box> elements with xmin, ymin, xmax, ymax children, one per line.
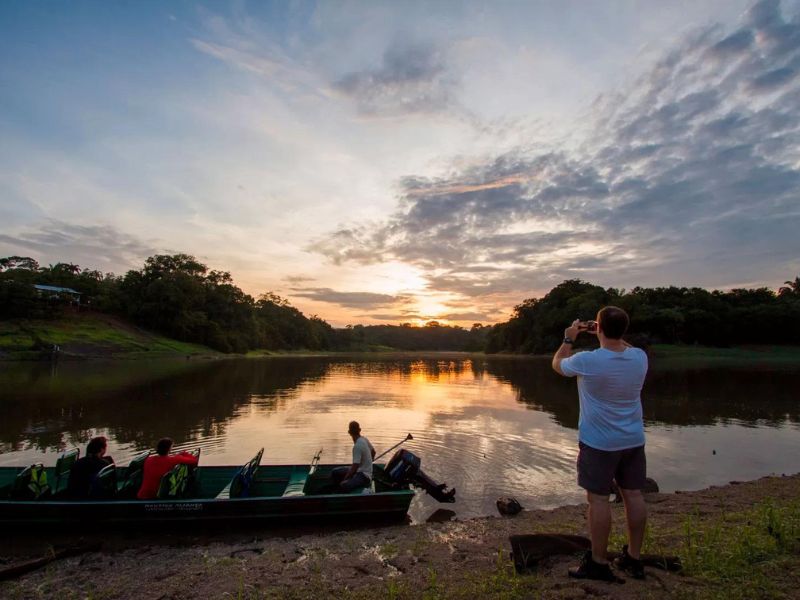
<box><xmin>12</xmin><ymin>464</ymin><xmax>50</xmax><ymax>500</ymax></box>
<box><xmin>157</xmin><ymin>463</ymin><xmax>193</xmax><ymax>499</ymax></box>
<box><xmin>150</xmin><ymin>448</ymin><xmax>201</xmax><ymax>500</ymax></box>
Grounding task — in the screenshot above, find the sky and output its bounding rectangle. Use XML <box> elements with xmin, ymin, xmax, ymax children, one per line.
<box><xmin>1</xmin><ymin>0</ymin><xmax>799</xmax><ymax>327</ymax></box>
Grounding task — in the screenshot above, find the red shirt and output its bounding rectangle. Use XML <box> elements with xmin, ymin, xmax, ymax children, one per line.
<box><xmin>137</xmin><ymin>452</ymin><xmax>198</xmax><ymax>499</ymax></box>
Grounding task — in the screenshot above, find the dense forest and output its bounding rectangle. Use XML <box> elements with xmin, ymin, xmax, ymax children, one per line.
<box><xmin>485</xmin><ymin>278</ymin><xmax>800</xmax><ymax>353</ymax></box>
<box><xmin>0</xmin><ymin>254</ymin><xmax>485</xmax><ymax>353</ymax></box>
<box><xmin>0</xmin><ymin>254</ymin><xmax>332</xmax><ymax>353</ymax></box>
<box><xmin>1</xmin><ymin>254</ymin><xmax>799</xmax><ymax>354</ymax></box>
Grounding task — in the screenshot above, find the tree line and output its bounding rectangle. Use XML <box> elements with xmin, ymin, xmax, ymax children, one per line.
<box><xmin>0</xmin><ymin>254</ymin><xmax>333</xmax><ymax>353</ymax></box>
<box><xmin>485</xmin><ymin>277</ymin><xmax>800</xmax><ymax>353</ymax></box>
<box><xmin>0</xmin><ymin>254</ymin><xmax>487</xmax><ymax>353</ymax></box>
<box><xmin>1</xmin><ymin>254</ymin><xmax>798</xmax><ymax>353</ymax></box>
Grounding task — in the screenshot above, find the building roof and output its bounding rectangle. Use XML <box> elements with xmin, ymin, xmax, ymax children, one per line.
<box><xmin>34</xmin><ymin>284</ymin><xmax>81</xmax><ymax>295</ymax></box>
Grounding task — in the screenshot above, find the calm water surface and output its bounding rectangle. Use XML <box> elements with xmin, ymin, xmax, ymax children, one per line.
<box><xmin>1</xmin><ymin>355</ymin><xmax>799</xmax><ymax>522</ymax></box>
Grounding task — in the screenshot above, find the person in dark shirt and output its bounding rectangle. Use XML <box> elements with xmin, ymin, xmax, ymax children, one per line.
<box><xmin>137</xmin><ymin>438</ymin><xmax>199</xmax><ymax>500</ymax></box>
<box><xmin>67</xmin><ymin>436</ymin><xmax>114</xmax><ymax>499</ymax></box>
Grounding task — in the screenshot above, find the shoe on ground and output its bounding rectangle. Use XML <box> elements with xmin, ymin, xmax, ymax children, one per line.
<box><xmin>568</xmin><ymin>551</ymin><xmax>625</xmax><ymax>583</ymax></box>
<box><xmin>613</xmin><ymin>544</ymin><xmax>645</xmax><ymax>579</ymax></box>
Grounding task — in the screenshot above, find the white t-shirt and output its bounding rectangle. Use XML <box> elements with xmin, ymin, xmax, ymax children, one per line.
<box><xmin>352</xmin><ymin>436</ymin><xmax>375</xmax><ymax>479</ymax></box>
<box><xmin>560</xmin><ymin>347</ymin><xmax>648</xmax><ymax>451</ymax></box>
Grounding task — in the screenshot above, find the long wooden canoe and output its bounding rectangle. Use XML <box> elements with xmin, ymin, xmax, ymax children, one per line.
<box><xmin>0</xmin><ymin>462</ymin><xmax>415</xmax><ymax>528</ymax></box>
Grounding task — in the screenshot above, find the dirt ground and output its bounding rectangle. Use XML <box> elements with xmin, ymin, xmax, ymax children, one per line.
<box><xmin>1</xmin><ymin>473</ymin><xmax>799</xmax><ymax>599</ymax></box>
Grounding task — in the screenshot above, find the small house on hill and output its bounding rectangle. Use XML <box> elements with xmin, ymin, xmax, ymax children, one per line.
<box><xmin>34</xmin><ymin>284</ymin><xmax>82</xmax><ymax>306</ymax></box>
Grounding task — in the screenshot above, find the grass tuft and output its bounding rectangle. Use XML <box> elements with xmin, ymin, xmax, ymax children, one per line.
<box><xmin>677</xmin><ymin>500</ymin><xmax>800</xmax><ymax>599</ymax></box>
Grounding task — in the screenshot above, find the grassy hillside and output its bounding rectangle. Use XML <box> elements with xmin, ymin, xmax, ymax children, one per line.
<box><xmin>0</xmin><ymin>313</ymin><xmax>218</xmax><ymax>360</ymax></box>
<box><xmin>649</xmin><ymin>343</ymin><xmax>800</xmax><ymax>368</ymax></box>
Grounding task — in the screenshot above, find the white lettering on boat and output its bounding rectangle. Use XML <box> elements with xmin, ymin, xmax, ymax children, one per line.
<box><xmin>144</xmin><ymin>503</ymin><xmax>203</xmax><ymax>512</ymax></box>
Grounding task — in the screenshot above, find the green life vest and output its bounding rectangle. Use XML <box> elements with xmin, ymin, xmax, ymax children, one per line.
<box><xmin>27</xmin><ymin>464</ymin><xmax>49</xmax><ymax>499</ymax></box>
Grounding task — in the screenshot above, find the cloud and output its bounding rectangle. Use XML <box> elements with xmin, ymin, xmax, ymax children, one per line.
<box><xmin>359</xmin><ymin>312</ymin><xmax>423</xmax><ymax>322</ymax></box>
<box><xmin>0</xmin><ymin>220</ymin><xmax>157</xmax><ymax>273</ymax></box>
<box><xmin>333</xmin><ymin>40</ymin><xmax>460</xmax><ymax>117</ymax></box>
<box><xmin>191</xmin><ymin>39</ymin><xmax>285</xmax><ymax>78</ymax></box>
<box><xmin>438</xmin><ymin>311</ymin><xmax>491</xmax><ymax>322</ymax></box>
<box><xmin>312</xmin><ymin>0</ymin><xmax>800</xmax><ymax>298</ymax></box>
<box><xmin>290</xmin><ymin>287</ymin><xmax>413</xmax><ymax>309</ymax></box>
<box><xmin>283</xmin><ymin>275</ymin><xmax>315</xmax><ymax>284</ymax></box>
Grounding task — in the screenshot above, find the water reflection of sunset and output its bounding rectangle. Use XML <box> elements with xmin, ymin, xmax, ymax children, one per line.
<box><xmin>2</xmin><ymin>357</ymin><xmax>799</xmax><ymax>522</ymax></box>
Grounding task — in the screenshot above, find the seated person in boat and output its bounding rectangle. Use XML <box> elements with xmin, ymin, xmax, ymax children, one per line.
<box><xmin>67</xmin><ymin>436</ymin><xmax>115</xmax><ymax>499</ymax></box>
<box><xmin>331</xmin><ymin>421</ymin><xmax>375</xmax><ymax>492</ymax></box>
<box><xmin>137</xmin><ymin>438</ymin><xmax>199</xmax><ymax>500</ymax></box>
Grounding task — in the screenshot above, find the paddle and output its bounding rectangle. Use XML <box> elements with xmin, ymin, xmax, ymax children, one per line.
<box><xmin>375</xmin><ymin>433</ymin><xmax>413</xmax><ymax>461</ymax></box>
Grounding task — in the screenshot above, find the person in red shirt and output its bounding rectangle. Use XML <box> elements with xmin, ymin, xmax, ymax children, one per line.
<box><xmin>137</xmin><ymin>438</ymin><xmax>199</xmax><ymax>500</ymax></box>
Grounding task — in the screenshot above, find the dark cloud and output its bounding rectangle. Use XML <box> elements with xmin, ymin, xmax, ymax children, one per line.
<box><xmin>283</xmin><ymin>275</ymin><xmax>315</xmax><ymax>284</ymax></box>
<box><xmin>290</xmin><ymin>287</ymin><xmax>413</xmax><ymax>309</ymax></box>
<box><xmin>359</xmin><ymin>312</ymin><xmax>422</xmax><ymax>322</ymax></box>
<box><xmin>709</xmin><ymin>29</ymin><xmax>754</xmax><ymax>56</ymax></box>
<box><xmin>333</xmin><ymin>41</ymin><xmax>459</xmax><ymax>117</ymax></box>
<box><xmin>352</xmin><ymin>310</ymin><xmax>490</xmax><ymax>324</ymax></box>
<box><xmin>312</xmin><ymin>0</ymin><xmax>800</xmax><ymax>298</ymax></box>
<box><xmin>751</xmin><ymin>66</ymin><xmax>797</xmax><ymax>90</ymax></box>
<box><xmin>0</xmin><ymin>220</ymin><xmax>156</xmax><ymax>274</ymax></box>
<box><xmin>437</xmin><ymin>311</ymin><xmax>491</xmax><ymax>322</ymax></box>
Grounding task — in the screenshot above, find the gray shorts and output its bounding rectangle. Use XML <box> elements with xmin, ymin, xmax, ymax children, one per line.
<box><xmin>577</xmin><ymin>441</ymin><xmax>646</xmax><ymax>496</ymax></box>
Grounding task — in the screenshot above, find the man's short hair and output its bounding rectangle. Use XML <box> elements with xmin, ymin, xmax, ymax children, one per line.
<box><xmin>348</xmin><ymin>421</ymin><xmax>361</xmax><ymax>435</ymax></box>
<box><xmin>156</xmin><ymin>437</ymin><xmax>173</xmax><ymax>456</ymax></box>
<box><xmin>598</xmin><ymin>306</ymin><xmax>629</xmax><ymax>339</ymax></box>
<box><xmin>86</xmin><ymin>436</ymin><xmax>107</xmax><ymax>456</ymax></box>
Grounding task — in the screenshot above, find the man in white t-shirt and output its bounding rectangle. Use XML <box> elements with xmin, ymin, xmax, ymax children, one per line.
<box><xmin>552</xmin><ymin>306</ymin><xmax>648</xmax><ymax>582</ymax></box>
<box><xmin>331</xmin><ymin>421</ymin><xmax>375</xmax><ymax>492</ymax></box>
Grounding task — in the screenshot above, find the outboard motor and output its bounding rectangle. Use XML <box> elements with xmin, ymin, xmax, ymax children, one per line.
<box><xmin>385</xmin><ymin>449</ymin><xmax>456</xmax><ymax>503</ymax></box>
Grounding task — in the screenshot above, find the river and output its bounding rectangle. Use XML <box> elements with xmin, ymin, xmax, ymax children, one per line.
<box><xmin>1</xmin><ymin>354</ymin><xmax>798</xmax><ymax>522</ymax></box>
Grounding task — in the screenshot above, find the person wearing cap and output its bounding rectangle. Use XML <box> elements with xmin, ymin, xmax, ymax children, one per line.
<box><xmin>331</xmin><ymin>421</ymin><xmax>376</xmax><ymax>492</ymax></box>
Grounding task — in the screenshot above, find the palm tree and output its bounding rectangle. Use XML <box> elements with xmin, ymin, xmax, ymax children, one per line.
<box><xmin>778</xmin><ymin>276</ymin><xmax>800</xmax><ymax>297</ymax></box>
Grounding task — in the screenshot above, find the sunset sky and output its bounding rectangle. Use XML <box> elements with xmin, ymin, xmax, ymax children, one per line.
<box><xmin>1</xmin><ymin>0</ymin><xmax>799</xmax><ymax>326</ymax></box>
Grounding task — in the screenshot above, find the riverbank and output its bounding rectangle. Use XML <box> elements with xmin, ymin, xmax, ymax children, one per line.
<box><xmin>3</xmin><ymin>315</ymin><xmax>800</xmax><ymax>367</ymax></box>
<box><xmin>648</xmin><ymin>343</ymin><xmax>800</xmax><ymax>369</ymax></box>
<box><xmin>1</xmin><ymin>474</ymin><xmax>798</xmax><ymax>599</ymax></box>
<box><xmin>0</xmin><ymin>314</ymin><xmax>219</xmax><ymax>360</ymax></box>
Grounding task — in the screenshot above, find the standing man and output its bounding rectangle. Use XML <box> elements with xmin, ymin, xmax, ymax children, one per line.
<box><xmin>552</xmin><ymin>306</ymin><xmax>648</xmax><ymax>582</ymax></box>
<box><xmin>332</xmin><ymin>421</ymin><xmax>376</xmax><ymax>492</ymax></box>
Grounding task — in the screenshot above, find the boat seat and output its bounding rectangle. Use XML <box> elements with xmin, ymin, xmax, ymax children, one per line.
<box><xmin>11</xmin><ymin>464</ymin><xmax>51</xmax><ymax>500</ymax></box>
<box><xmin>117</xmin><ymin>450</ymin><xmax>150</xmax><ymax>498</ymax></box>
<box><xmin>284</xmin><ymin>449</ymin><xmax>323</xmax><ymax>497</ymax></box>
<box><xmin>281</xmin><ymin>469</ymin><xmax>309</xmax><ymax>497</ymax></box>
<box><xmin>216</xmin><ymin>448</ymin><xmax>264</xmax><ymax>500</ymax></box>
<box><xmin>54</xmin><ymin>449</ymin><xmax>80</xmax><ymax>494</ymax></box>
<box><xmin>89</xmin><ymin>464</ymin><xmax>117</xmax><ymax>499</ymax></box>
<box><xmin>156</xmin><ymin>463</ymin><xmax>192</xmax><ymax>499</ymax></box>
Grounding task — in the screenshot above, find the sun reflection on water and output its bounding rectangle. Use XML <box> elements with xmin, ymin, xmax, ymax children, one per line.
<box><xmin>1</xmin><ymin>357</ymin><xmax>799</xmax><ymax>521</ymax></box>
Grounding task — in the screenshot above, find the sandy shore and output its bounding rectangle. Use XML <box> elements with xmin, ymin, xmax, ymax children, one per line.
<box><xmin>2</xmin><ymin>473</ymin><xmax>799</xmax><ymax>599</ymax></box>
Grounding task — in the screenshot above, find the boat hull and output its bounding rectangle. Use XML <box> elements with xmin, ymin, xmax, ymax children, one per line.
<box><xmin>0</xmin><ymin>464</ymin><xmax>415</xmax><ymax>528</ymax></box>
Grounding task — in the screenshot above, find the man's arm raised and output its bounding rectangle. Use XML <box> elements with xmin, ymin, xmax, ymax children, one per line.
<box><xmin>552</xmin><ymin>319</ymin><xmax>582</xmax><ymax>376</ymax></box>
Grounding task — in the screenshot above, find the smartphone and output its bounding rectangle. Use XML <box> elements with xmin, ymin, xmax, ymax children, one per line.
<box><xmin>586</xmin><ymin>320</ymin><xmax>597</xmax><ymax>333</ymax></box>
